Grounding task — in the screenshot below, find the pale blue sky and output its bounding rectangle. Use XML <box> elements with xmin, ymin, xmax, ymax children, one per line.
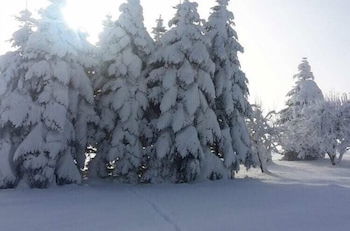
<box><xmin>0</xmin><ymin>0</ymin><xmax>349</xmax><ymax>110</ymax></box>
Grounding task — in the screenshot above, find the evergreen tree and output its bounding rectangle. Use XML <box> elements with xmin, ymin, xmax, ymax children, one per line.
<box><xmin>87</xmin><ymin>15</ymin><xmax>114</xmax><ymax>179</ymax></box>
<box><xmin>206</xmin><ymin>0</ymin><xmax>252</xmax><ymax>175</ymax></box>
<box><xmin>279</xmin><ymin>58</ymin><xmax>325</xmax><ymax>160</ymax></box>
<box><xmin>147</xmin><ymin>0</ymin><xmax>222</xmax><ymax>183</ymax></box>
<box><xmin>0</xmin><ymin>9</ymin><xmax>35</xmax><ymax>189</ymax></box>
<box><xmin>0</xmin><ymin>0</ymin><xmax>96</xmax><ymax>188</ymax></box>
<box><xmin>280</xmin><ymin>58</ymin><xmax>324</xmax><ymax>123</ymax></box>
<box><xmin>95</xmin><ymin>0</ymin><xmax>154</xmax><ymax>182</ymax></box>
<box><xmin>152</xmin><ymin>15</ymin><xmax>167</xmax><ymax>45</ymax></box>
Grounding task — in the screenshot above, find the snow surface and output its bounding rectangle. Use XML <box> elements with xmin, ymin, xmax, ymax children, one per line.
<box><xmin>1</xmin><ymin>154</ymin><xmax>350</xmax><ymax>231</ymax></box>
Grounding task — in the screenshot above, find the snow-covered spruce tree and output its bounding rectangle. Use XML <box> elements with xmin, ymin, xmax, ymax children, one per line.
<box><xmin>95</xmin><ymin>0</ymin><xmax>154</xmax><ymax>182</ymax></box>
<box><xmin>152</xmin><ymin>15</ymin><xmax>167</xmax><ymax>45</ymax></box>
<box><xmin>279</xmin><ymin>58</ymin><xmax>325</xmax><ymax>160</ymax></box>
<box><xmin>0</xmin><ymin>9</ymin><xmax>35</xmax><ymax>189</ymax></box>
<box><xmin>205</xmin><ymin>0</ymin><xmax>252</xmax><ymax>175</ymax></box>
<box><xmin>147</xmin><ymin>0</ymin><xmax>222</xmax><ymax>183</ymax></box>
<box><xmin>87</xmin><ymin>15</ymin><xmax>114</xmax><ymax>179</ymax></box>
<box><xmin>279</xmin><ymin>58</ymin><xmax>324</xmax><ymax>123</ymax></box>
<box><xmin>247</xmin><ymin>105</ymin><xmax>279</xmax><ymax>172</ymax></box>
<box><xmin>8</xmin><ymin>0</ymin><xmax>96</xmax><ymax>188</ymax></box>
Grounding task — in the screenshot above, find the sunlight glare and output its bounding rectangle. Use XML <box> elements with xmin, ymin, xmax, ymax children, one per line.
<box><xmin>63</xmin><ymin>0</ymin><xmax>117</xmax><ymax>43</ymax></box>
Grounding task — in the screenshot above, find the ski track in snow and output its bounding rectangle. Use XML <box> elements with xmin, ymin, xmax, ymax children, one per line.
<box><xmin>129</xmin><ymin>187</ymin><xmax>182</xmax><ymax>231</ymax></box>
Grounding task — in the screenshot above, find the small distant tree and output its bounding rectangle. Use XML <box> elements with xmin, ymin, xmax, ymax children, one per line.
<box><xmin>279</xmin><ymin>58</ymin><xmax>324</xmax><ymax>123</ymax></box>
<box><xmin>152</xmin><ymin>15</ymin><xmax>167</xmax><ymax>45</ymax></box>
<box><xmin>279</xmin><ymin>58</ymin><xmax>325</xmax><ymax>160</ymax></box>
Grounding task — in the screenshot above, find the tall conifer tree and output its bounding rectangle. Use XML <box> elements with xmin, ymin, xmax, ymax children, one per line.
<box><xmin>279</xmin><ymin>58</ymin><xmax>325</xmax><ymax>160</ymax></box>
<box><xmin>0</xmin><ymin>9</ymin><xmax>35</xmax><ymax>188</ymax></box>
<box><xmin>95</xmin><ymin>0</ymin><xmax>154</xmax><ymax>182</ymax></box>
<box><xmin>206</xmin><ymin>0</ymin><xmax>252</xmax><ymax>175</ymax></box>
<box><xmin>147</xmin><ymin>0</ymin><xmax>222</xmax><ymax>182</ymax></box>
<box><xmin>0</xmin><ymin>0</ymin><xmax>96</xmax><ymax>188</ymax></box>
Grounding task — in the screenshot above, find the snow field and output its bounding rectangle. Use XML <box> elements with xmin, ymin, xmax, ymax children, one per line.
<box><xmin>1</xmin><ymin>154</ymin><xmax>350</xmax><ymax>231</ymax></box>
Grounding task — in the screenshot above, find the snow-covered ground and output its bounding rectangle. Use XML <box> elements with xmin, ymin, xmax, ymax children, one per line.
<box><xmin>1</xmin><ymin>154</ymin><xmax>350</xmax><ymax>231</ymax></box>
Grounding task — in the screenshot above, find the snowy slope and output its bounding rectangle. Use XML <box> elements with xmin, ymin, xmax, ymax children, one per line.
<box><xmin>237</xmin><ymin>154</ymin><xmax>350</xmax><ymax>187</ymax></box>
<box><xmin>1</xmin><ymin>154</ymin><xmax>350</xmax><ymax>231</ymax></box>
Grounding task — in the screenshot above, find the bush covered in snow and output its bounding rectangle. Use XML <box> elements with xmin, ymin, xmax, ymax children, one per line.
<box><xmin>317</xmin><ymin>95</ymin><xmax>350</xmax><ymax>165</ymax></box>
<box><xmin>248</xmin><ymin>105</ymin><xmax>279</xmax><ymax>172</ymax></box>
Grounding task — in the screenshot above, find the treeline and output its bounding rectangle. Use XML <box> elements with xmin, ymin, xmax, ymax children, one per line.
<box><xmin>0</xmin><ymin>0</ymin><xmax>347</xmax><ymax>190</ymax></box>
<box><xmin>0</xmin><ymin>0</ymin><xmax>262</xmax><ymax>189</ymax></box>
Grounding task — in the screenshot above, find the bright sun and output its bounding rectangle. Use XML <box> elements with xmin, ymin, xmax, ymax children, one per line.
<box><xmin>62</xmin><ymin>0</ymin><xmax>117</xmax><ymax>43</ymax></box>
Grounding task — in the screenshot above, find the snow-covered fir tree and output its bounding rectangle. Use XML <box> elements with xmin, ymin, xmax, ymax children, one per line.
<box><xmin>147</xmin><ymin>0</ymin><xmax>222</xmax><ymax>183</ymax></box>
<box><xmin>280</xmin><ymin>58</ymin><xmax>324</xmax><ymax>123</ymax></box>
<box><xmin>279</xmin><ymin>58</ymin><xmax>325</xmax><ymax>160</ymax></box>
<box><xmin>205</xmin><ymin>0</ymin><xmax>252</xmax><ymax>175</ymax></box>
<box><xmin>247</xmin><ymin>105</ymin><xmax>279</xmax><ymax>172</ymax></box>
<box><xmin>87</xmin><ymin>15</ymin><xmax>114</xmax><ymax>179</ymax></box>
<box><xmin>0</xmin><ymin>0</ymin><xmax>96</xmax><ymax>188</ymax></box>
<box><xmin>0</xmin><ymin>9</ymin><xmax>35</xmax><ymax>189</ymax></box>
<box><xmin>95</xmin><ymin>0</ymin><xmax>154</xmax><ymax>182</ymax></box>
<box><xmin>152</xmin><ymin>15</ymin><xmax>167</xmax><ymax>45</ymax></box>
